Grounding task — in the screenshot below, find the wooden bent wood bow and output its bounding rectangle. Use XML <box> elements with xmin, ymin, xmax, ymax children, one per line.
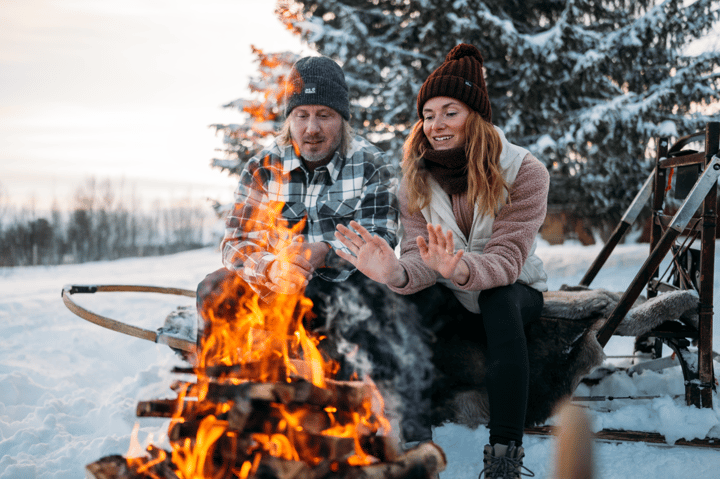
<box><xmin>61</xmin><ymin>284</ymin><xmax>197</xmax><ymax>353</ymax></box>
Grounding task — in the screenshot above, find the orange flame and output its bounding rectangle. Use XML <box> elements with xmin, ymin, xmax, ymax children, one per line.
<box><xmin>194</xmin><ymin>153</ymin><xmax>329</xmax><ymax>386</ymax></box>
<box><xmin>172</xmin><ymin>416</ymin><xmax>229</xmax><ymax>478</ymax></box>
<box><xmin>127</xmin><ymin>98</ymin><xmax>392</xmax><ymax>479</ymax></box>
<box><xmin>126</xmin><ymin>424</ymin><xmax>169</xmax><ymax>479</ymax></box>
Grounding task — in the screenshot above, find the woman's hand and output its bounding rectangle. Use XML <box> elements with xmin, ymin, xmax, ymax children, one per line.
<box><xmin>417</xmin><ymin>224</ymin><xmax>469</xmax><ymax>284</ymax></box>
<box><xmin>335</xmin><ymin>221</ymin><xmax>407</xmax><ymax>287</ymax></box>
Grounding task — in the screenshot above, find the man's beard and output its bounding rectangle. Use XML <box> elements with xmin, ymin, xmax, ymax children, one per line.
<box><xmin>301</xmin><ymin>136</ymin><xmax>342</xmax><ymax>165</ymax></box>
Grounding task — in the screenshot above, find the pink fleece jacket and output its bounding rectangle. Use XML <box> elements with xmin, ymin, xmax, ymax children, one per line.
<box><xmin>389</xmin><ymin>153</ymin><xmax>549</xmax><ymax>296</ymax></box>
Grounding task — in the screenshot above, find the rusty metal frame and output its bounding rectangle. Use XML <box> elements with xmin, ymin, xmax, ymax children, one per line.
<box><xmin>579</xmin><ymin>122</ymin><xmax>719</xmax><ymax>409</ymax></box>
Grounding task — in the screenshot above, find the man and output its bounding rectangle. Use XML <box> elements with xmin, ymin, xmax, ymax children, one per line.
<box><xmin>196</xmin><ymin>56</ymin><xmax>436</xmax><ymax>447</ymax></box>
<box><xmin>197</xmin><ymin>54</ymin><xmax>399</xmax><ymax>321</ymax></box>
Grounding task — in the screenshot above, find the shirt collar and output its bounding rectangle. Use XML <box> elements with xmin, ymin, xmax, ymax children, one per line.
<box><xmin>323</xmin><ymin>150</ymin><xmax>343</xmax><ymax>183</ymax></box>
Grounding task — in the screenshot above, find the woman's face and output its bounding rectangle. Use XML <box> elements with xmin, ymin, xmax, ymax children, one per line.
<box><xmin>421</xmin><ymin>97</ymin><xmax>471</xmax><ymax>150</ymax></box>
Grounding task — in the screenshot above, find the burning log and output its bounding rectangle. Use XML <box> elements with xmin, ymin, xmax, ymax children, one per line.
<box><xmin>138</xmin><ymin>380</ymin><xmax>375</xmax><ymax>420</ymax></box>
<box><xmin>86</xmin><ymin>455</ymin><xmax>141</xmax><ymax>479</ymax></box>
<box><xmin>207</xmin><ymin>379</ymin><xmax>372</xmax><ymax>410</ymax></box>
<box><xmin>248</xmin><ymin>442</ymin><xmax>445</xmax><ymax>479</ymax></box>
<box><xmin>163</xmin><ymin>375</ymin><xmax>371</xmax><ymax>410</ymax></box>
<box><xmin>86</xmin><ymin>442</ymin><xmax>445</xmax><ymax>479</ymax></box>
<box><xmin>172</xmin><ymin>359</ymin><xmax>316</xmax><ymax>382</ymax></box>
<box><xmin>349</xmin><ymin>442</ymin><xmax>446</xmax><ymax>479</ymax></box>
<box><xmin>87</xmin><ymin>446</ymin><xmax>179</xmax><ymax>479</ymax></box>
<box><xmin>228</xmin><ymin>396</ymin><xmax>252</xmax><ymax>431</ymax></box>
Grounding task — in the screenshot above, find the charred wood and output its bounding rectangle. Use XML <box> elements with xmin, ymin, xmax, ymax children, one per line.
<box><xmin>163</xmin><ymin>379</ymin><xmax>370</xmax><ymax>412</ymax></box>
<box><xmin>86</xmin><ymin>442</ymin><xmax>444</xmax><ymax>479</ymax></box>
<box><xmin>85</xmin><ymin>453</ymin><xmax>180</xmax><ymax>479</ymax></box>
<box><xmin>85</xmin><ymin>455</ymin><xmax>142</xmax><ymax>479</ymax></box>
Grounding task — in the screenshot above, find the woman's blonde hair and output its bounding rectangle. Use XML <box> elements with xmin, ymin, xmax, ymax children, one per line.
<box><xmin>277</xmin><ymin>117</ymin><xmax>354</xmax><ymax>156</ymax></box>
<box><xmin>401</xmin><ymin>111</ymin><xmax>507</xmax><ymax>216</ymax></box>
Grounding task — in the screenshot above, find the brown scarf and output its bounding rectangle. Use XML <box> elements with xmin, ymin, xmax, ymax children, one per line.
<box><xmin>423</xmin><ymin>147</ymin><xmax>468</xmax><ymax>195</ymax></box>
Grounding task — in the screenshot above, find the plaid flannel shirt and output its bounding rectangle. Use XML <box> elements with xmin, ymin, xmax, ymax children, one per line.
<box><xmin>222</xmin><ymin>134</ymin><xmax>399</xmax><ymax>299</ymax></box>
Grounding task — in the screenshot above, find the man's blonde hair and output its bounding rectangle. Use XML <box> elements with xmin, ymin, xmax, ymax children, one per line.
<box><xmin>401</xmin><ymin>111</ymin><xmax>507</xmax><ymax>216</ymax></box>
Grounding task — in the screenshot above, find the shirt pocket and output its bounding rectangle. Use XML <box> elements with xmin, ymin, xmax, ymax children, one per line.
<box><xmin>318</xmin><ymin>197</ymin><xmax>361</xmax><ymax>218</ymax></box>
<box><xmin>281</xmin><ymin>201</ymin><xmax>307</xmax><ymax>228</ymax></box>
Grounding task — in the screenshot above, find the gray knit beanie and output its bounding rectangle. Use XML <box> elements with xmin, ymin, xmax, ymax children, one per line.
<box><xmin>285</xmin><ymin>56</ymin><xmax>350</xmax><ymax>121</ymax></box>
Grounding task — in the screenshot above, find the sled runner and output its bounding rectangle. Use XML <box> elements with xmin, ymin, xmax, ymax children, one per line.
<box><xmin>61</xmin><ymin>284</ymin><xmax>198</xmax><ymax>356</ymax></box>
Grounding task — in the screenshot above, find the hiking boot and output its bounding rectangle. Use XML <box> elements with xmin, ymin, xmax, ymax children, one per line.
<box><xmin>479</xmin><ymin>441</ymin><xmax>534</xmax><ymax>479</ymax></box>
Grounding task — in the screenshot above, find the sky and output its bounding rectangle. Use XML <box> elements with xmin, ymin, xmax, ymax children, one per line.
<box><xmin>2</xmin><ymin>1</ymin><xmax>719</xmax><ymax>215</ymax></box>
<box><xmin>0</xmin><ymin>0</ymin><xmax>307</xmax><ymax>211</ymax></box>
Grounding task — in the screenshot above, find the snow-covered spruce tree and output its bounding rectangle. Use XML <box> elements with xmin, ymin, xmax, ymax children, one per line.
<box><xmin>279</xmin><ymin>0</ymin><xmax>720</xmax><ymax>222</ymax></box>
<box><xmin>210</xmin><ymin>46</ymin><xmax>299</xmax><ymax>177</ymax></box>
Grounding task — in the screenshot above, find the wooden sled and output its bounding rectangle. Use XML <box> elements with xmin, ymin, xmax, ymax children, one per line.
<box><xmin>61</xmin><ymin>280</ymin><xmax>720</xmax><ymax>449</ymax></box>
<box><xmin>62</xmin><ymin>123</ymin><xmax>720</xmax><ymax>450</ymax></box>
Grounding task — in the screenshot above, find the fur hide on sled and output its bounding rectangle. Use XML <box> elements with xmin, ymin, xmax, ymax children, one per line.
<box><xmin>299</xmin><ymin>276</ymin><xmax>700</xmax><ymax>440</ymax></box>
<box><xmin>160</xmin><ymin>275</ymin><xmax>699</xmax><ymax>442</ymax></box>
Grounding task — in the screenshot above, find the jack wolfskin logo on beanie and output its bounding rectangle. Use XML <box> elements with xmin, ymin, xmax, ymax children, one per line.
<box><xmin>285</xmin><ymin>56</ymin><xmax>350</xmax><ymax>121</ymax></box>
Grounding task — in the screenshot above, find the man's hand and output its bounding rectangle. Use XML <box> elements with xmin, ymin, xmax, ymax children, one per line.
<box><xmin>304</xmin><ymin>241</ymin><xmax>331</xmax><ymax>271</ymax></box>
<box><xmin>335</xmin><ymin>221</ymin><xmax>407</xmax><ymax>287</ymax></box>
<box><xmin>417</xmin><ymin>224</ymin><xmax>469</xmax><ymax>284</ymax></box>
<box><xmin>266</xmin><ymin>240</ymin><xmax>330</xmax><ymax>295</ymax></box>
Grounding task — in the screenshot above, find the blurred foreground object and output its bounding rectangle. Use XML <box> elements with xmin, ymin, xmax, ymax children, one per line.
<box><xmin>552</xmin><ymin>401</ymin><xmax>594</xmax><ymax>479</ymax></box>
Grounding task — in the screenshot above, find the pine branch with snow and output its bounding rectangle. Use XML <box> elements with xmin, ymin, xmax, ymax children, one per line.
<box><xmin>281</xmin><ymin>0</ymin><xmax>720</xmax><ymax>222</ymax></box>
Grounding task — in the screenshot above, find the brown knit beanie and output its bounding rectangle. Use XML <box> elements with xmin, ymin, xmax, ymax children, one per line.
<box><xmin>416</xmin><ymin>43</ymin><xmax>492</xmax><ymax>123</ymax></box>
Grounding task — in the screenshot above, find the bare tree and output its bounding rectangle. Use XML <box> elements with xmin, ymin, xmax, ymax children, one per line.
<box><xmin>67</xmin><ymin>178</ymin><xmax>97</xmax><ymax>262</ymax></box>
<box><xmin>0</xmin><ymin>181</ymin><xmax>7</xmax><ymax>228</ymax></box>
<box><xmin>1</xmin><ymin>176</ymin><xmax>213</xmax><ymax>266</ymax></box>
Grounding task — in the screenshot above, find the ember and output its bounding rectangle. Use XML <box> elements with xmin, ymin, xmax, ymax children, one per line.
<box><xmin>85</xmin><ymin>158</ymin><xmax>446</xmax><ymax>479</ymax></box>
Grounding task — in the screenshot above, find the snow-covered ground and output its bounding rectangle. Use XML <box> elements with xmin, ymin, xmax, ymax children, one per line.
<box><xmin>1</xmin><ymin>241</ymin><xmax>720</xmax><ymax>478</ymax></box>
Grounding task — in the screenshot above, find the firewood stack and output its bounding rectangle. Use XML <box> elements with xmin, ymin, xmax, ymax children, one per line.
<box><xmin>85</xmin><ymin>363</ymin><xmax>446</xmax><ymax>479</ymax></box>
<box><xmin>85</xmin><ymin>245</ymin><xmax>446</xmax><ymax>479</ymax></box>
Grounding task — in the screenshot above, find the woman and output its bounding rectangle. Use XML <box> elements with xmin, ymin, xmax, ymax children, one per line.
<box><xmin>335</xmin><ymin>43</ymin><xmax>548</xmax><ymax>478</ymax></box>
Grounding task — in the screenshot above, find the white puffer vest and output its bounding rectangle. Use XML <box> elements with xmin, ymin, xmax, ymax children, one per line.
<box><xmin>420</xmin><ymin>127</ymin><xmax>548</xmax><ymax>313</ymax></box>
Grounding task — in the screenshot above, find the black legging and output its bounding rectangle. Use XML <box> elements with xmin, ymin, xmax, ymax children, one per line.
<box><xmin>479</xmin><ymin>283</ymin><xmax>543</xmax><ymax>445</ymax></box>
<box><xmin>413</xmin><ymin>282</ymin><xmax>543</xmax><ymax>446</ymax></box>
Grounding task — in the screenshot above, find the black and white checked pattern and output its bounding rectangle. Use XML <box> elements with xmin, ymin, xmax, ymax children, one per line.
<box><xmin>222</xmin><ymin>135</ymin><xmax>399</xmax><ymax>298</ymax></box>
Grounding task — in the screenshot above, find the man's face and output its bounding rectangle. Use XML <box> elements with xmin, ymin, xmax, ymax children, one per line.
<box><xmin>289</xmin><ymin>105</ymin><xmax>343</xmax><ymax>164</ymax></box>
